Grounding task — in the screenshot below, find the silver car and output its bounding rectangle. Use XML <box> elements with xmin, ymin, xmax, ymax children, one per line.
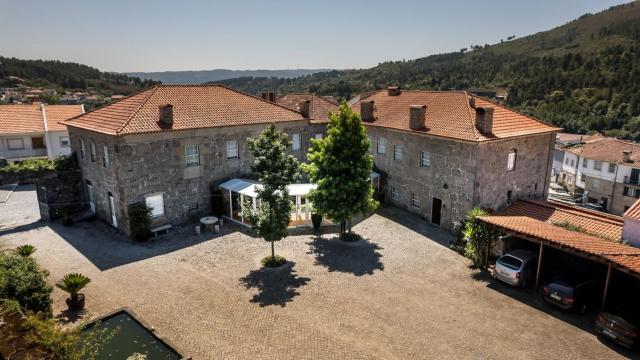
<box><xmin>494</xmin><ymin>249</ymin><xmax>537</xmax><ymax>287</ymax></box>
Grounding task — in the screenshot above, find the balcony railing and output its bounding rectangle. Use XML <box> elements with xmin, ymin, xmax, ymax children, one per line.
<box><xmin>0</xmin><ymin>148</ymin><xmax>48</xmax><ymax>160</ymax></box>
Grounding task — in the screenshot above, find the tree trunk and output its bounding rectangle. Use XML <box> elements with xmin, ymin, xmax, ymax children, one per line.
<box><xmin>271</xmin><ymin>241</ymin><xmax>275</xmax><ymax>259</ymax></box>
<box><xmin>340</xmin><ymin>220</ymin><xmax>346</xmax><ymax>235</ymax></box>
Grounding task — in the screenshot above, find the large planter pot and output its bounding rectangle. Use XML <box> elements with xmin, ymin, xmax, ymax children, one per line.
<box><xmin>65</xmin><ymin>294</ymin><xmax>85</xmax><ymax>311</ymax></box>
<box><xmin>311</xmin><ymin>213</ymin><xmax>323</xmax><ymax>230</ymax></box>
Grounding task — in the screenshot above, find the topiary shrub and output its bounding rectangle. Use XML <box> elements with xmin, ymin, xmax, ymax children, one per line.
<box><xmin>261</xmin><ymin>255</ymin><xmax>287</xmax><ymax>268</ymax></box>
<box><xmin>128</xmin><ymin>202</ymin><xmax>151</xmax><ymax>242</ymax></box>
<box><xmin>0</xmin><ymin>251</ymin><xmax>53</xmax><ymax>316</ymax></box>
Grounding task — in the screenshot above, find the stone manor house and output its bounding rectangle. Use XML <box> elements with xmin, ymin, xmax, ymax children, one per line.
<box><xmin>62</xmin><ymin>84</ymin><xmax>559</xmax><ymax>235</ymax></box>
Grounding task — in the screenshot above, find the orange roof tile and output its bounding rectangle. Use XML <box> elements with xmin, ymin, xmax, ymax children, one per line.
<box><xmin>44</xmin><ymin>105</ymin><xmax>84</xmax><ymax>131</ymax></box>
<box><xmin>0</xmin><ymin>104</ymin><xmax>82</xmax><ymax>134</ymax></box>
<box><xmin>276</xmin><ymin>93</ymin><xmax>339</xmax><ymax>123</ymax></box>
<box><xmin>502</xmin><ymin>200</ymin><xmax>623</xmax><ymax>241</ymax></box>
<box><xmin>624</xmin><ymin>199</ymin><xmax>640</xmax><ymax>220</ymax></box>
<box><xmin>565</xmin><ymin>137</ymin><xmax>640</xmax><ymax>168</ymax></box>
<box><xmin>63</xmin><ymin>85</ymin><xmax>306</xmax><ymax>135</ymax></box>
<box><xmin>349</xmin><ymin>90</ymin><xmax>560</xmax><ymax>142</ymax></box>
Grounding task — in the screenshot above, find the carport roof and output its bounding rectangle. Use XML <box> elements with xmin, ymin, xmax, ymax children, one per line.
<box><xmin>478</xmin><ymin>214</ymin><xmax>640</xmax><ymax>275</ymax></box>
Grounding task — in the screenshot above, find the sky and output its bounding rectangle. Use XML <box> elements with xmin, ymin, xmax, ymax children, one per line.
<box><xmin>0</xmin><ymin>0</ymin><xmax>630</xmax><ymax>73</ymax></box>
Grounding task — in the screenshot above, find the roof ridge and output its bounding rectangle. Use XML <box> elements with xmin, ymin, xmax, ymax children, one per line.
<box><xmin>116</xmin><ymin>86</ymin><xmax>160</xmax><ymax>134</ymax></box>
<box><xmin>527</xmin><ymin>199</ymin><xmax>624</xmax><ymax>224</ymax></box>
<box><xmin>207</xmin><ymin>83</ymin><xmax>307</xmax><ymax>117</ymax></box>
<box><xmin>63</xmin><ymin>86</ymin><xmax>157</xmax><ymax>124</ymax></box>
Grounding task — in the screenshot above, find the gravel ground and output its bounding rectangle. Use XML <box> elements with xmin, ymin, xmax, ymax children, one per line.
<box><xmin>0</xmin><ymin>207</ymin><xmax>634</xmax><ymax>359</ymax></box>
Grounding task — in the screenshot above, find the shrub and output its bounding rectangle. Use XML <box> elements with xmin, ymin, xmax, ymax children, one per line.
<box><xmin>340</xmin><ymin>232</ymin><xmax>362</xmax><ymax>242</ymax></box>
<box><xmin>128</xmin><ymin>202</ymin><xmax>151</xmax><ymax>241</ymax></box>
<box><xmin>0</xmin><ymin>251</ymin><xmax>53</xmax><ymax>315</ymax></box>
<box><xmin>15</xmin><ymin>244</ymin><xmax>37</xmax><ymax>257</ymax></box>
<box><xmin>461</xmin><ymin>208</ymin><xmax>498</xmax><ymax>267</ymax></box>
<box><xmin>261</xmin><ymin>255</ymin><xmax>287</xmax><ymax>268</ymax></box>
<box><xmin>311</xmin><ymin>213</ymin><xmax>323</xmax><ymax>230</ymax></box>
<box><xmin>55</xmin><ymin>273</ymin><xmax>91</xmax><ymax>301</ymax></box>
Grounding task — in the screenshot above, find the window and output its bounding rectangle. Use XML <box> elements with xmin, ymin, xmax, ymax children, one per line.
<box><xmin>624</xmin><ymin>186</ymin><xmax>630</xmax><ymax>196</ymax></box>
<box><xmin>507</xmin><ymin>190</ymin><xmax>513</xmax><ymax>202</ymax></box>
<box><xmin>594</xmin><ymin>160</ymin><xmax>602</xmax><ymax>171</ymax></box>
<box><xmin>90</xmin><ymin>141</ymin><xmax>96</xmax><ymax>162</ymax></box>
<box><xmin>291</xmin><ymin>133</ymin><xmax>301</xmax><ymax>151</ymax></box>
<box><xmin>314</xmin><ymin>133</ymin><xmax>323</xmax><ymax>139</ymax></box>
<box><xmin>79</xmin><ymin>138</ymin><xmax>85</xmax><ymax>159</ymax></box>
<box><xmin>420</xmin><ymin>151</ymin><xmax>431</xmax><ymax>167</ymax></box>
<box><xmin>60</xmin><ymin>136</ymin><xmax>70</xmax><ymax>147</ymax></box>
<box><xmin>7</xmin><ymin>138</ymin><xmax>24</xmax><ymax>150</ymax></box>
<box><xmin>102</xmin><ymin>144</ymin><xmax>110</xmax><ymax>168</ymax></box>
<box><xmin>411</xmin><ymin>192</ymin><xmax>420</xmax><ymax>208</ymax></box>
<box><xmin>377</xmin><ymin>137</ymin><xmax>386</xmax><ymax>154</ymax></box>
<box><xmin>145</xmin><ymin>194</ymin><xmax>165</xmax><ymax>218</ymax></box>
<box><xmin>185</xmin><ymin>144</ymin><xmax>199</xmax><ymax>166</ymax></box>
<box><xmin>393</xmin><ymin>145</ymin><xmax>402</xmax><ymax>160</ymax></box>
<box><xmin>565</xmin><ymin>158</ymin><xmax>569</xmax><ymax>165</ymax></box>
<box><xmin>507</xmin><ymin>149</ymin><xmax>517</xmax><ymax>171</ymax></box>
<box><xmin>608</xmin><ymin>163</ymin><xmax>616</xmax><ymax>173</ymax></box>
<box><xmin>226</xmin><ymin>140</ymin><xmax>239</xmax><ymax>159</ymax></box>
<box><xmin>391</xmin><ymin>187</ymin><xmax>399</xmax><ymax>200</ymax></box>
<box><xmin>31</xmin><ymin>137</ymin><xmax>45</xmax><ymax>149</ymax></box>
<box><xmin>571</xmin><ymin>159</ymin><xmax>575</xmax><ymax>167</ymax></box>
<box><xmin>582</xmin><ymin>158</ymin><xmax>588</xmax><ymax>168</ymax></box>
<box><xmin>581</xmin><ymin>173</ymin><xmax>586</xmax><ymax>182</ymax></box>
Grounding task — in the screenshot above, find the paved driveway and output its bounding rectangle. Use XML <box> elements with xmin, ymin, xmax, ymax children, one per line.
<box><xmin>0</xmin><ymin>208</ymin><xmax>634</xmax><ymax>359</ymax></box>
<box><xmin>0</xmin><ymin>184</ymin><xmax>40</xmax><ymax>230</ymax></box>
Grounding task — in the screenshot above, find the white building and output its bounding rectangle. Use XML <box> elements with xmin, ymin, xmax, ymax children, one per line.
<box><xmin>0</xmin><ymin>104</ymin><xmax>84</xmax><ymax>163</ymax></box>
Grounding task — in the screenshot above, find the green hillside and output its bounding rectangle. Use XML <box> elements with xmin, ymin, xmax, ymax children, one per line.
<box><xmin>0</xmin><ymin>56</ymin><xmax>159</xmax><ymax>96</ymax></box>
<box><xmin>219</xmin><ymin>2</ymin><xmax>640</xmax><ymax>140</ymax></box>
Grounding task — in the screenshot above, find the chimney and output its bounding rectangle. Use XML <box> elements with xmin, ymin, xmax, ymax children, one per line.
<box><xmin>159</xmin><ymin>104</ymin><xmax>174</xmax><ymax>128</ymax></box>
<box><xmin>387</xmin><ymin>86</ymin><xmax>401</xmax><ymax>96</ymax></box>
<box><xmin>475</xmin><ymin>107</ymin><xmax>494</xmax><ymax>134</ymax></box>
<box><xmin>361</xmin><ymin>101</ymin><xmax>375</xmax><ymax>122</ymax></box>
<box><xmin>260</xmin><ymin>91</ymin><xmax>276</xmax><ymax>102</ymax></box>
<box><xmin>623</xmin><ymin>150</ymin><xmax>632</xmax><ymax>162</ymax></box>
<box><xmin>409</xmin><ymin>105</ymin><xmax>427</xmax><ymax>130</ymax></box>
<box><xmin>298</xmin><ymin>100</ymin><xmax>311</xmax><ymax>118</ymax></box>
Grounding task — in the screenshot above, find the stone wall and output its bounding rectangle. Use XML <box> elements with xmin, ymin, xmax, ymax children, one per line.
<box><xmin>366</xmin><ymin>126</ymin><xmax>478</xmax><ymax>230</ymax></box>
<box><xmin>69</xmin><ymin>121</ymin><xmax>325</xmax><ymax>235</ymax></box>
<box><xmin>611</xmin><ymin>182</ymin><xmax>640</xmax><ymax>215</ymax></box>
<box><xmin>475</xmin><ymin>133</ymin><xmax>555</xmax><ymax>211</ymax></box>
<box><xmin>583</xmin><ymin>176</ymin><xmax>615</xmax><ymax>211</ymax></box>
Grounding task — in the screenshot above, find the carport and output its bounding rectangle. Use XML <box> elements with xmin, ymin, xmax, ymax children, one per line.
<box><xmin>479</xmin><ymin>214</ymin><xmax>640</xmax><ymax>310</ymax></box>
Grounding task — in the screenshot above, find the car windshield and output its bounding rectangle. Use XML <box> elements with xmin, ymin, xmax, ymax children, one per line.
<box><xmin>497</xmin><ymin>255</ymin><xmax>522</xmax><ymax>270</ymax></box>
<box><xmin>548</xmin><ymin>282</ymin><xmax>574</xmax><ymax>296</ymax></box>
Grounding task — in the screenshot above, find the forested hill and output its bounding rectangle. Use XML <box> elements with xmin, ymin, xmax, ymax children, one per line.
<box><xmin>219</xmin><ymin>2</ymin><xmax>640</xmax><ymax>141</ymax></box>
<box><xmin>0</xmin><ymin>56</ymin><xmax>159</xmax><ymax>95</ymax></box>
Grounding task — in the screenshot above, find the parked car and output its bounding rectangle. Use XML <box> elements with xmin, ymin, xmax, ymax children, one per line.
<box><xmin>542</xmin><ymin>273</ymin><xmax>602</xmax><ymax>313</ymax></box>
<box><xmin>493</xmin><ymin>249</ymin><xmax>537</xmax><ymax>287</ymax></box>
<box><xmin>595</xmin><ymin>312</ymin><xmax>638</xmax><ymax>349</ymax></box>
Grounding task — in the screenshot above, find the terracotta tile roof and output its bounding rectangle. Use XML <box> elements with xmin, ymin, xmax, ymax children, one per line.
<box><xmin>478</xmin><ymin>214</ymin><xmax>640</xmax><ymax>274</ymax></box>
<box><xmin>276</xmin><ymin>93</ymin><xmax>338</xmax><ymax>123</ymax></box>
<box><xmin>556</xmin><ymin>132</ymin><xmax>603</xmax><ymax>144</ymax></box>
<box><xmin>44</xmin><ymin>105</ymin><xmax>84</xmax><ymax>131</ymax></box>
<box><xmin>62</xmin><ymin>85</ymin><xmax>306</xmax><ymax>135</ymax></box>
<box><xmin>565</xmin><ymin>137</ymin><xmax>640</xmax><ymax>168</ymax></box>
<box><xmin>623</xmin><ymin>199</ymin><xmax>640</xmax><ymax>220</ymax></box>
<box><xmin>501</xmin><ymin>200</ymin><xmax>623</xmax><ymax>241</ymax></box>
<box><xmin>0</xmin><ymin>104</ymin><xmax>83</xmax><ymax>134</ymax></box>
<box><xmin>349</xmin><ymin>90</ymin><xmax>560</xmax><ymax>142</ymax></box>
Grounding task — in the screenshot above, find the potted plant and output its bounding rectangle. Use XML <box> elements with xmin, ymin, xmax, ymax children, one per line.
<box><xmin>311</xmin><ymin>213</ymin><xmax>323</xmax><ymax>230</ymax></box>
<box><xmin>55</xmin><ymin>273</ymin><xmax>91</xmax><ymax>311</ymax></box>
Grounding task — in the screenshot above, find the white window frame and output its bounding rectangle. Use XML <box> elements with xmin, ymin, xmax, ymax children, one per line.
<box><xmin>608</xmin><ymin>163</ymin><xmax>616</xmax><ymax>173</ymax></box>
<box><xmin>185</xmin><ymin>144</ymin><xmax>200</xmax><ymax>166</ymax></box>
<box><xmin>90</xmin><ymin>141</ymin><xmax>97</xmax><ymax>162</ymax></box>
<box><xmin>226</xmin><ymin>140</ymin><xmax>239</xmax><ymax>159</ymax></box>
<box><xmin>594</xmin><ymin>160</ymin><xmax>602</xmax><ymax>171</ymax></box>
<box><xmin>507</xmin><ymin>149</ymin><xmax>517</xmax><ymax>171</ymax></box>
<box><xmin>291</xmin><ymin>133</ymin><xmax>301</xmax><ymax>151</ymax></box>
<box><xmin>6</xmin><ymin>138</ymin><xmax>24</xmax><ymax>150</ymax></box>
<box><xmin>391</xmin><ymin>187</ymin><xmax>400</xmax><ymax>200</ymax></box>
<box><xmin>314</xmin><ymin>133</ymin><xmax>323</xmax><ymax>139</ymax></box>
<box><xmin>582</xmin><ymin>158</ymin><xmax>588</xmax><ymax>168</ymax></box>
<box><xmin>377</xmin><ymin>137</ymin><xmax>386</xmax><ymax>154</ymax></box>
<box><xmin>102</xmin><ymin>144</ymin><xmax>110</xmax><ymax>168</ymax></box>
<box><xmin>420</xmin><ymin>151</ymin><xmax>431</xmax><ymax>167</ymax></box>
<box><xmin>60</xmin><ymin>136</ymin><xmax>70</xmax><ymax>148</ymax></box>
<box><xmin>79</xmin><ymin>138</ymin><xmax>86</xmax><ymax>159</ymax></box>
<box><xmin>145</xmin><ymin>193</ymin><xmax>165</xmax><ymax>218</ymax></box>
<box><xmin>393</xmin><ymin>145</ymin><xmax>402</xmax><ymax>160</ymax></box>
<box><xmin>411</xmin><ymin>192</ymin><xmax>421</xmax><ymax>208</ymax></box>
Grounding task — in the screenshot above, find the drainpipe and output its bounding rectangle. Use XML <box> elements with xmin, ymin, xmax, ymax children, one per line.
<box><xmin>610</xmin><ymin>164</ymin><xmax>619</xmax><ymax>213</ymax></box>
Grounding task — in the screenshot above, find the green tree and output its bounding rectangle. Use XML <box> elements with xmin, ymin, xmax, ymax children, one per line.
<box><xmin>242</xmin><ymin>124</ymin><xmax>300</xmax><ymax>266</ymax></box>
<box><xmin>302</xmin><ymin>103</ymin><xmax>378</xmax><ymax>239</ymax></box>
<box><xmin>462</xmin><ymin>208</ymin><xmax>499</xmax><ymax>267</ymax></box>
<box><xmin>0</xmin><ymin>251</ymin><xmax>53</xmax><ymax>315</ymax></box>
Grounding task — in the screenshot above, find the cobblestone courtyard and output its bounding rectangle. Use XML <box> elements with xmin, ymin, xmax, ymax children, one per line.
<box><xmin>0</xmin><ymin>202</ymin><xmax>633</xmax><ymax>359</ymax></box>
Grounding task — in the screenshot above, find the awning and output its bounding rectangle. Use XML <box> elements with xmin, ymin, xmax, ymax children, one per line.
<box><xmin>219</xmin><ymin>178</ymin><xmax>317</xmax><ymax>198</ymax></box>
